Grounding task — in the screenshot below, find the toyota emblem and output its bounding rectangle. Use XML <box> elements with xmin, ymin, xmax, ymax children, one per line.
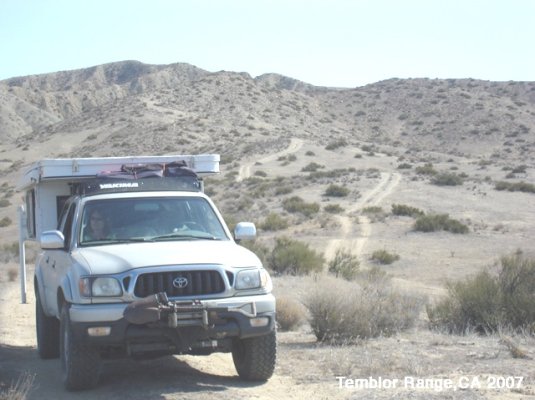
<box><xmin>173</xmin><ymin>276</ymin><xmax>189</xmax><ymax>289</ymax></box>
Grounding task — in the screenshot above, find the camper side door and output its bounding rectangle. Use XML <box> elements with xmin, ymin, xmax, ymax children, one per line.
<box><xmin>42</xmin><ymin>199</ymin><xmax>77</xmax><ymax>316</ymax></box>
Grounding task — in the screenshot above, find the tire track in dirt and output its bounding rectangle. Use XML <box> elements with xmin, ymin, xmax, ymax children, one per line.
<box><xmin>325</xmin><ymin>172</ymin><xmax>401</xmax><ymax>262</ymax></box>
<box><xmin>237</xmin><ymin>138</ymin><xmax>303</xmax><ymax>182</ymax></box>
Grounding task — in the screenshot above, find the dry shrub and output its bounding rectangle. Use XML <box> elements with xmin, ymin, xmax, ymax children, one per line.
<box><xmin>414</xmin><ymin>213</ymin><xmax>469</xmax><ymax>234</ymax></box>
<box><xmin>427</xmin><ymin>251</ymin><xmax>535</xmax><ymax>335</ymax></box>
<box><xmin>305</xmin><ymin>275</ymin><xmax>422</xmax><ymax>343</ymax></box>
<box><xmin>328</xmin><ymin>248</ymin><xmax>359</xmax><ymax>280</ymax></box>
<box><xmin>370</xmin><ymin>249</ymin><xmax>400</xmax><ymax>265</ymax></box>
<box><xmin>276</xmin><ymin>296</ymin><xmax>306</xmax><ymax>331</ymax></box>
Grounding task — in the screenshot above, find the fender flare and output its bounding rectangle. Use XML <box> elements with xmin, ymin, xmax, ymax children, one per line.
<box><xmin>58</xmin><ymin>274</ymin><xmax>75</xmax><ymax>312</ymax></box>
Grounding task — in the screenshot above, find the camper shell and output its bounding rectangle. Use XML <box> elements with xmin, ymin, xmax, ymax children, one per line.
<box><xmin>17</xmin><ymin>154</ymin><xmax>219</xmax><ymax>242</ymax></box>
<box><xmin>17</xmin><ymin>154</ymin><xmax>276</xmax><ymax>391</ymax></box>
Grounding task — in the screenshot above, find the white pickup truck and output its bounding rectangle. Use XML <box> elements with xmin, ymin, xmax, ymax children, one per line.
<box><xmin>17</xmin><ymin>155</ymin><xmax>276</xmax><ymax>391</ymax></box>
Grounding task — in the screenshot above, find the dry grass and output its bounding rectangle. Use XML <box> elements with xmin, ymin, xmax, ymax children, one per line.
<box><xmin>276</xmin><ymin>295</ymin><xmax>307</xmax><ymax>331</ymax></box>
<box><xmin>0</xmin><ymin>372</ymin><xmax>34</xmax><ymax>400</ymax></box>
<box><xmin>305</xmin><ymin>275</ymin><xmax>423</xmax><ymax>343</ymax></box>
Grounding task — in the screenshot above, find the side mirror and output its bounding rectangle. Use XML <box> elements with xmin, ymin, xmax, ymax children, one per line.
<box><xmin>234</xmin><ymin>222</ymin><xmax>256</xmax><ymax>241</ymax></box>
<box><xmin>40</xmin><ymin>230</ymin><xmax>65</xmax><ymax>250</ymax></box>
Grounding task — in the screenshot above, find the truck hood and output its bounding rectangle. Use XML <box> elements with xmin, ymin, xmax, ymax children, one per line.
<box><xmin>73</xmin><ymin>240</ymin><xmax>261</xmax><ymax>275</ymax></box>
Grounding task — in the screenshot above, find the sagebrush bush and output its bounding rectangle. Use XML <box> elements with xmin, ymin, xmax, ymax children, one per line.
<box><xmin>276</xmin><ymin>296</ymin><xmax>306</xmax><ymax>331</ymax></box>
<box><xmin>397</xmin><ymin>163</ymin><xmax>412</xmax><ymax>169</ymax></box>
<box><xmin>414</xmin><ymin>213</ymin><xmax>468</xmax><ymax>234</ymax></box>
<box><xmin>495</xmin><ymin>181</ymin><xmax>535</xmax><ymax>193</ymax></box>
<box><xmin>282</xmin><ymin>196</ymin><xmax>320</xmax><ymax>218</ymax></box>
<box><xmin>427</xmin><ymin>251</ymin><xmax>535</xmax><ymax>334</ymax></box>
<box><xmin>259</xmin><ymin>213</ymin><xmax>289</xmax><ymax>231</ymax></box>
<box><xmin>305</xmin><ymin>276</ymin><xmax>422</xmax><ymax>342</ymax></box>
<box><xmin>391</xmin><ymin>203</ymin><xmax>424</xmax><ymax>217</ymax></box>
<box><xmin>324</xmin><ymin>204</ymin><xmax>344</xmax><ymax>214</ymax></box>
<box><xmin>362</xmin><ymin>206</ymin><xmax>383</xmax><ymax>214</ymax></box>
<box><xmin>432</xmin><ymin>172</ymin><xmax>464</xmax><ymax>186</ymax></box>
<box><xmin>325</xmin><ymin>139</ymin><xmax>348</xmax><ymax>150</ymax></box>
<box><xmin>415</xmin><ymin>163</ymin><xmax>437</xmax><ymax>176</ymax></box>
<box><xmin>371</xmin><ymin>249</ymin><xmax>400</xmax><ymax>265</ymax></box>
<box><xmin>328</xmin><ymin>249</ymin><xmax>360</xmax><ymax>280</ymax></box>
<box><xmin>0</xmin><ymin>217</ymin><xmax>12</xmax><ymax>228</ymax></box>
<box><xmin>324</xmin><ymin>184</ymin><xmax>349</xmax><ymax>197</ymax></box>
<box><xmin>269</xmin><ymin>237</ymin><xmax>324</xmax><ymax>275</ymax></box>
<box><xmin>301</xmin><ymin>162</ymin><xmax>324</xmax><ymax>172</ymax></box>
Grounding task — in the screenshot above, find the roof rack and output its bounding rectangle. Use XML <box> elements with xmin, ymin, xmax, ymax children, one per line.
<box><xmin>17</xmin><ymin>154</ymin><xmax>219</xmax><ymax>191</ymax></box>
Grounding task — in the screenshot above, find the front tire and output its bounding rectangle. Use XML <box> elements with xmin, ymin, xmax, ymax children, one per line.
<box><xmin>60</xmin><ymin>304</ymin><xmax>101</xmax><ymax>391</ymax></box>
<box><xmin>35</xmin><ymin>287</ymin><xmax>60</xmax><ymax>359</ymax></box>
<box><xmin>232</xmin><ymin>331</ymin><xmax>276</xmax><ymax>381</ymax></box>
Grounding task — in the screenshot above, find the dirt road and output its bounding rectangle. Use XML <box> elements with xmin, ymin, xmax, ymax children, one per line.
<box><xmin>237</xmin><ymin>138</ymin><xmax>304</xmax><ymax>182</ymax></box>
<box><xmin>325</xmin><ymin>172</ymin><xmax>401</xmax><ymax>262</ymax></box>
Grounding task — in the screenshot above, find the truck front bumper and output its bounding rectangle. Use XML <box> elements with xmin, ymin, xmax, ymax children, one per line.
<box><xmin>68</xmin><ymin>294</ymin><xmax>276</xmax><ymax>355</ymax></box>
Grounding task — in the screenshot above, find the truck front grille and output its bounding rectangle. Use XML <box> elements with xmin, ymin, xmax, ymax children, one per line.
<box><xmin>134</xmin><ymin>270</ymin><xmax>225</xmax><ymax>298</ymax></box>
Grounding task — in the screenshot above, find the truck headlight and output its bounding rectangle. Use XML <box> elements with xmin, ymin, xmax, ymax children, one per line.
<box><xmin>235</xmin><ymin>269</ymin><xmax>271</xmax><ymax>290</ymax></box>
<box><xmin>80</xmin><ymin>277</ymin><xmax>122</xmax><ymax>297</ymax></box>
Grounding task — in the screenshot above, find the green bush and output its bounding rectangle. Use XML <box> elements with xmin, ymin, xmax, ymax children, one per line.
<box><xmin>414</xmin><ymin>214</ymin><xmax>468</xmax><ymax>234</ymax></box>
<box><xmin>415</xmin><ymin>163</ymin><xmax>437</xmax><ymax>176</ymax></box>
<box><xmin>306</xmin><ymin>276</ymin><xmax>422</xmax><ymax>342</ymax></box>
<box><xmin>0</xmin><ymin>217</ymin><xmax>12</xmax><ymax>228</ymax></box>
<box><xmin>259</xmin><ymin>213</ymin><xmax>289</xmax><ymax>231</ymax></box>
<box><xmin>325</xmin><ymin>139</ymin><xmax>348</xmax><ymax>150</ymax></box>
<box><xmin>328</xmin><ymin>249</ymin><xmax>360</xmax><ymax>280</ymax></box>
<box><xmin>432</xmin><ymin>172</ymin><xmax>464</xmax><ymax>186</ymax></box>
<box><xmin>362</xmin><ymin>206</ymin><xmax>383</xmax><ymax>214</ymax></box>
<box><xmin>427</xmin><ymin>251</ymin><xmax>535</xmax><ymax>334</ymax></box>
<box><xmin>397</xmin><ymin>163</ymin><xmax>412</xmax><ymax>169</ymax></box>
<box><xmin>371</xmin><ymin>249</ymin><xmax>400</xmax><ymax>265</ymax></box>
<box><xmin>269</xmin><ymin>237</ymin><xmax>324</xmax><ymax>275</ymax></box>
<box><xmin>511</xmin><ymin>165</ymin><xmax>527</xmax><ymax>174</ymax></box>
<box><xmin>324</xmin><ymin>184</ymin><xmax>349</xmax><ymax>197</ymax></box>
<box><xmin>301</xmin><ymin>162</ymin><xmax>324</xmax><ymax>172</ymax></box>
<box><xmin>324</xmin><ymin>204</ymin><xmax>345</xmax><ymax>214</ymax></box>
<box><xmin>282</xmin><ymin>196</ymin><xmax>320</xmax><ymax>218</ymax></box>
<box><xmin>495</xmin><ymin>181</ymin><xmax>535</xmax><ymax>193</ymax></box>
<box><xmin>275</xmin><ymin>186</ymin><xmax>293</xmax><ymax>195</ymax></box>
<box><xmin>391</xmin><ymin>204</ymin><xmax>424</xmax><ymax>217</ymax></box>
<box><xmin>0</xmin><ymin>199</ymin><xmax>11</xmax><ymax>207</ymax></box>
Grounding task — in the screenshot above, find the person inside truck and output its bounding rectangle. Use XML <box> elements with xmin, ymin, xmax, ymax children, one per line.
<box><xmin>83</xmin><ymin>209</ymin><xmax>110</xmax><ymax>241</ymax></box>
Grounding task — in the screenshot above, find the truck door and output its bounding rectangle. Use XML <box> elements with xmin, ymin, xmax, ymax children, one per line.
<box><xmin>42</xmin><ymin>200</ymin><xmax>77</xmax><ymax>316</ymax></box>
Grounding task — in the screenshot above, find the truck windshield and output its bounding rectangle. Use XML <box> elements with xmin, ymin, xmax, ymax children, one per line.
<box><xmin>79</xmin><ymin>197</ymin><xmax>229</xmax><ymax>246</ymax></box>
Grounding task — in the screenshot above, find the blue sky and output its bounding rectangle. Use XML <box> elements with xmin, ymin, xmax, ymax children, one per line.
<box><xmin>1</xmin><ymin>0</ymin><xmax>534</xmax><ymax>87</ymax></box>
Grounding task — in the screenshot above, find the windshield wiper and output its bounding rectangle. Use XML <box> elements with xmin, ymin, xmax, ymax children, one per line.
<box><xmin>151</xmin><ymin>233</ymin><xmax>220</xmax><ymax>241</ymax></box>
<box><xmin>81</xmin><ymin>238</ymin><xmax>152</xmax><ymax>246</ymax></box>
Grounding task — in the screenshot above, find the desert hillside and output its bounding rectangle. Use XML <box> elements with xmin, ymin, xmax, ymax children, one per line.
<box><xmin>0</xmin><ymin>61</ymin><xmax>534</xmax><ymax>399</ymax></box>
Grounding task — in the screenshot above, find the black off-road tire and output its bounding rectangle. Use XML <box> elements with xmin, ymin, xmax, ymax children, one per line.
<box><xmin>60</xmin><ymin>304</ymin><xmax>101</xmax><ymax>391</ymax></box>
<box><xmin>232</xmin><ymin>331</ymin><xmax>276</xmax><ymax>381</ymax></box>
<box><xmin>35</xmin><ymin>287</ymin><xmax>60</xmax><ymax>359</ymax></box>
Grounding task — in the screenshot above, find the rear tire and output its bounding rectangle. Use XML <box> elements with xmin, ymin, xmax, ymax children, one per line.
<box><xmin>60</xmin><ymin>304</ymin><xmax>101</xmax><ymax>391</ymax></box>
<box><xmin>232</xmin><ymin>331</ymin><xmax>276</xmax><ymax>381</ymax></box>
<box><xmin>35</xmin><ymin>287</ymin><xmax>60</xmax><ymax>359</ymax></box>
